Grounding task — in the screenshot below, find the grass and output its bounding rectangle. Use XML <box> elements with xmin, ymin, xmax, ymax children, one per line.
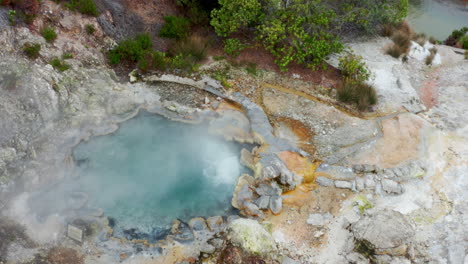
<box><xmin>62</xmin><ymin>52</ymin><xmax>74</xmax><ymax>59</ymax></box>
<box><xmin>41</xmin><ymin>26</ymin><xmax>57</xmax><ymax>43</ymax></box>
<box><xmin>22</xmin><ymin>42</ymin><xmax>41</xmax><ymax>59</ymax></box>
<box><xmin>65</xmin><ymin>0</ymin><xmax>99</xmax><ymax>16</ymax></box>
<box><xmin>337</xmin><ymin>81</ymin><xmax>377</xmax><ymax>111</ymax></box>
<box><xmin>169</xmin><ymin>35</ymin><xmax>209</xmax><ymax>62</ymax></box>
<box><xmin>391</xmin><ymin>31</ymin><xmax>411</xmax><ymax>52</ymax></box>
<box><xmin>425</xmin><ymin>47</ymin><xmax>437</xmax><ymax>65</ymax></box>
<box><xmin>386</xmin><ymin>45</ymin><xmax>404</xmax><ymax>58</ymax></box>
<box><xmin>50</xmin><ymin>57</ymin><xmax>70</xmax><ymax>72</ymax></box>
<box><xmin>85</xmin><ymin>24</ymin><xmax>96</xmax><ymax>35</ymax></box>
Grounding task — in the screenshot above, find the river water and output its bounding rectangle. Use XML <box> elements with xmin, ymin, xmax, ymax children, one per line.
<box><xmin>407</xmin><ymin>0</ymin><xmax>468</xmax><ymax>40</ymax></box>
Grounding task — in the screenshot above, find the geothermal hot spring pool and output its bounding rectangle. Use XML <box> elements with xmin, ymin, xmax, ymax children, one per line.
<box><xmin>72</xmin><ymin>112</ymin><xmax>244</xmax><ymax>241</ymax></box>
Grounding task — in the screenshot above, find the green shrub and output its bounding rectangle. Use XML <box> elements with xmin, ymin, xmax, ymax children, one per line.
<box><xmin>137</xmin><ymin>50</ymin><xmax>167</xmax><ymax>72</ymax></box>
<box><xmin>41</xmin><ymin>27</ymin><xmax>57</xmax><ymax>43</ymax></box>
<box><xmin>428</xmin><ymin>36</ymin><xmax>437</xmax><ymax>44</ymax></box>
<box><xmin>465</xmin><ymin>50</ymin><xmax>468</xmax><ymax>60</ymax></box>
<box><xmin>22</xmin><ymin>42</ymin><xmax>41</xmax><ymax>59</ymax></box>
<box><xmin>337</xmin><ymin>81</ymin><xmax>377</xmax><ymax>111</ymax></box>
<box><xmin>66</xmin><ymin>0</ymin><xmax>99</xmax><ymax>16</ymax></box>
<box><xmin>85</xmin><ymin>24</ymin><xmax>96</xmax><ymax>35</ymax></box>
<box><xmin>245</xmin><ymin>62</ymin><xmax>257</xmax><ymax>76</ymax></box>
<box><xmin>8</xmin><ymin>10</ymin><xmax>16</xmax><ymax>25</ymax></box>
<box><xmin>169</xmin><ymin>53</ymin><xmax>198</xmax><ymax>72</ymax></box>
<box><xmin>50</xmin><ymin>57</ymin><xmax>70</xmax><ymax>72</ymax></box>
<box><xmin>223</xmin><ymin>38</ymin><xmax>245</xmax><ymax>57</ymax></box>
<box><xmin>108</xmin><ymin>33</ymin><xmax>153</xmax><ymax>65</ymax></box>
<box><xmin>210</xmin><ymin>0</ymin><xmax>262</xmax><ymax>37</ymax></box>
<box><xmin>459</xmin><ymin>35</ymin><xmax>468</xmax><ymax>49</ymax></box>
<box><xmin>159</xmin><ymin>16</ymin><xmax>190</xmax><ymax>39</ymax></box>
<box><xmin>338</xmin><ymin>53</ymin><xmax>371</xmax><ymax>83</ymax></box>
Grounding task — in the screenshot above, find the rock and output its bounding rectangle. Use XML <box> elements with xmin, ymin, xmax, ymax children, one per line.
<box><xmin>200</xmin><ymin>243</ymin><xmax>216</xmax><ymax>254</ymax></box>
<box><xmin>228</xmin><ymin>219</ymin><xmax>276</xmax><ymax>257</ymax></box>
<box><xmin>316</xmin><ymin>176</ymin><xmax>334</xmax><ymax>187</ymax></box>
<box><xmin>243</xmin><ymin>201</ymin><xmax>264</xmax><ymax>218</ymax></box>
<box><xmin>0</xmin><ymin>147</ymin><xmax>16</xmax><ymax>162</ymax></box>
<box><xmin>306</xmin><ymin>213</ymin><xmax>331</xmax><ymax>226</ymax></box>
<box><xmin>351</xmin><ymin>210</ymin><xmax>415</xmax><ymax>252</ymax></box>
<box><xmin>346</xmin><ymin>252</ymin><xmax>370</xmax><ymax>264</ymax></box>
<box><xmin>189</xmin><ymin>217</ymin><xmax>208</xmax><ymax>232</ymax></box>
<box><xmin>206</xmin><ymin>216</ymin><xmax>224</xmax><ymax>232</ymax></box>
<box><xmin>355</xmin><ymin>177</ymin><xmax>365</xmax><ymax>191</ymax></box>
<box><xmin>254</xmin><ymin>195</ymin><xmax>270</xmax><ymax>210</ymax></box>
<box><xmin>364</xmin><ymin>175</ymin><xmax>376</xmax><ymax>190</ymax></box>
<box><xmin>255</xmin><ymin>182</ymin><xmax>282</xmax><ymax>196</ymax></box>
<box><xmin>335</xmin><ymin>180</ymin><xmax>353</xmax><ymax>189</ymax></box>
<box><xmin>240</xmin><ymin>148</ymin><xmax>255</xmax><ymax>170</ymax></box>
<box><xmin>168</xmin><ymin>219</ymin><xmax>194</xmax><ymax>242</ymax></box>
<box><xmin>232</xmin><ymin>174</ymin><xmax>255</xmax><ymax>209</ymax></box>
<box><xmin>227</xmin><ymin>215</ymin><xmax>241</xmax><ymax>224</ymax></box>
<box><xmin>316</xmin><ymin>164</ymin><xmax>356</xmax><ymax>180</ymax></box>
<box><xmin>269</xmin><ymin>195</ymin><xmax>282</xmax><ymax>214</ymax></box>
<box><xmin>381</xmin><ymin>179</ymin><xmax>403</xmax><ymax>194</ymax></box>
<box><xmin>282</xmin><ymin>256</ymin><xmax>300</xmax><ymax>264</ymax></box>
<box><xmin>352</xmin><ymin>164</ymin><xmax>379</xmax><ymax>174</ymax></box>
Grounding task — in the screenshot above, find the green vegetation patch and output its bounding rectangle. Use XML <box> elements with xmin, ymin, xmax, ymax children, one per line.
<box><xmin>108</xmin><ymin>33</ymin><xmax>153</xmax><ymax>65</ymax></box>
<box><xmin>159</xmin><ymin>16</ymin><xmax>190</xmax><ymax>39</ymax></box>
<box><xmin>41</xmin><ymin>27</ymin><xmax>57</xmax><ymax>43</ymax></box>
<box><xmin>50</xmin><ymin>57</ymin><xmax>70</xmax><ymax>72</ymax></box>
<box><xmin>85</xmin><ymin>24</ymin><xmax>96</xmax><ymax>35</ymax></box>
<box><xmin>65</xmin><ymin>0</ymin><xmax>99</xmax><ymax>16</ymax></box>
<box><xmin>22</xmin><ymin>42</ymin><xmax>41</xmax><ymax>59</ymax></box>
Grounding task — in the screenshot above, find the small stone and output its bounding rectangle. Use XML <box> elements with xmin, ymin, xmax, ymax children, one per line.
<box><xmin>314</xmin><ymin>231</ymin><xmax>325</xmax><ymax>238</ymax></box>
<box><xmin>381</xmin><ymin>179</ymin><xmax>403</xmax><ymax>194</ymax></box>
<box><xmin>206</xmin><ymin>216</ymin><xmax>224</xmax><ymax>232</ymax></box>
<box><xmin>316</xmin><ymin>176</ymin><xmax>334</xmax><ymax>187</ymax></box>
<box><xmin>365</xmin><ymin>175</ymin><xmax>376</xmax><ymax>190</ymax></box>
<box><xmin>200</xmin><ymin>243</ymin><xmax>216</xmax><ymax>254</ymax></box>
<box><xmin>254</xmin><ymin>195</ymin><xmax>270</xmax><ymax>210</ymax></box>
<box><xmin>204</xmin><ymin>96</ymin><xmax>210</xmax><ymax>104</ymax></box>
<box><xmin>306</xmin><ymin>213</ymin><xmax>329</xmax><ymax>226</ymax></box>
<box><xmin>189</xmin><ymin>217</ymin><xmax>208</xmax><ymax>232</ymax></box>
<box><xmin>335</xmin><ymin>180</ymin><xmax>353</xmax><ymax>189</ymax></box>
<box><xmin>356</xmin><ymin>177</ymin><xmax>365</xmax><ymax>191</ymax></box>
<box><xmin>269</xmin><ymin>195</ymin><xmax>282</xmax><ymax>214</ymax></box>
<box><xmin>243</xmin><ymin>201</ymin><xmax>264</xmax><ymax>218</ymax></box>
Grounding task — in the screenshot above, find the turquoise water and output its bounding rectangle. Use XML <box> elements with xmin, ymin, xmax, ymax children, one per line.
<box><xmin>407</xmin><ymin>0</ymin><xmax>468</xmax><ymax>40</ymax></box>
<box><xmin>73</xmin><ymin>112</ymin><xmax>243</xmax><ymax>240</ymax></box>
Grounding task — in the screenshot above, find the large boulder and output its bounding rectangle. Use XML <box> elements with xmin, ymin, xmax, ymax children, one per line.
<box><xmin>351</xmin><ymin>210</ymin><xmax>415</xmax><ymax>255</ymax></box>
<box><xmin>228</xmin><ymin>219</ymin><xmax>277</xmax><ymax>257</ymax></box>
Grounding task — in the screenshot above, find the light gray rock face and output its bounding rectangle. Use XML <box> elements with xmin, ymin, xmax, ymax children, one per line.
<box><xmin>351</xmin><ymin>210</ymin><xmax>415</xmax><ymax>250</ymax></box>
<box><xmin>306</xmin><ymin>213</ymin><xmax>332</xmax><ymax>226</ymax></box>
<box><xmin>269</xmin><ymin>196</ymin><xmax>282</xmax><ymax>214</ymax></box>
<box><xmin>316</xmin><ymin>176</ymin><xmax>334</xmax><ymax>187</ymax></box>
<box><xmin>381</xmin><ymin>179</ymin><xmax>403</xmax><ymax>194</ymax></box>
<box><xmin>317</xmin><ymin>164</ymin><xmax>356</xmax><ymax>180</ymax></box>
<box><xmin>335</xmin><ymin>181</ymin><xmax>353</xmax><ymax>190</ymax></box>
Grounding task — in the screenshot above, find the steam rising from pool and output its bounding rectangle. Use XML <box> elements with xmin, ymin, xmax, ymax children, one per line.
<box><xmin>73</xmin><ymin>112</ymin><xmax>244</xmax><ymax>239</ymax></box>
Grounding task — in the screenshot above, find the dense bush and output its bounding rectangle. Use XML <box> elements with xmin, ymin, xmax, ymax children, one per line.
<box><xmin>210</xmin><ymin>0</ymin><xmax>408</xmax><ymax>70</ymax></box>
<box><xmin>65</xmin><ymin>0</ymin><xmax>99</xmax><ymax>16</ymax></box>
<box><xmin>460</xmin><ymin>35</ymin><xmax>468</xmax><ymax>50</ymax></box>
<box><xmin>50</xmin><ymin>57</ymin><xmax>70</xmax><ymax>72</ymax></box>
<box><xmin>108</xmin><ymin>33</ymin><xmax>152</xmax><ymax>65</ymax></box>
<box><xmin>176</xmin><ymin>0</ymin><xmax>211</xmax><ymax>25</ymax></box>
<box><xmin>223</xmin><ymin>38</ymin><xmax>245</xmax><ymax>57</ymax></box>
<box><xmin>338</xmin><ymin>53</ymin><xmax>371</xmax><ymax>83</ymax></box>
<box><xmin>137</xmin><ymin>50</ymin><xmax>167</xmax><ymax>72</ymax></box>
<box><xmin>22</xmin><ymin>42</ymin><xmax>41</xmax><ymax>59</ymax></box>
<box><xmin>40</xmin><ymin>27</ymin><xmax>57</xmax><ymax>43</ymax></box>
<box><xmin>159</xmin><ymin>16</ymin><xmax>190</xmax><ymax>39</ymax></box>
<box><xmin>465</xmin><ymin>50</ymin><xmax>468</xmax><ymax>60</ymax></box>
